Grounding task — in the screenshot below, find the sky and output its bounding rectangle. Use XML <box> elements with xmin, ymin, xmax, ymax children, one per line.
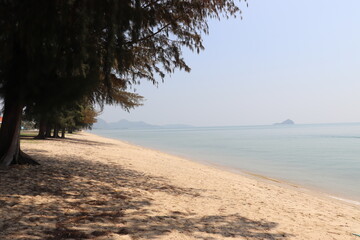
<box><xmin>99</xmin><ymin>0</ymin><xmax>360</xmax><ymax>126</ymax></box>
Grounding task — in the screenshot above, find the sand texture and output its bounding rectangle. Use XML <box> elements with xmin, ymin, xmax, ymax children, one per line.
<box><xmin>1</xmin><ymin>132</ymin><xmax>360</xmax><ymax>239</ymax></box>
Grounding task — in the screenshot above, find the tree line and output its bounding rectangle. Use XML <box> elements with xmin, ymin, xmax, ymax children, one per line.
<box><xmin>24</xmin><ymin>98</ymin><xmax>99</xmax><ymax>139</ymax></box>
<box><xmin>0</xmin><ymin>0</ymin><xmax>244</xmax><ymax>167</ymax></box>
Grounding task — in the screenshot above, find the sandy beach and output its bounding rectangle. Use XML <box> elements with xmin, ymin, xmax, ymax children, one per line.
<box><xmin>0</xmin><ymin>132</ymin><xmax>359</xmax><ymax>240</ymax></box>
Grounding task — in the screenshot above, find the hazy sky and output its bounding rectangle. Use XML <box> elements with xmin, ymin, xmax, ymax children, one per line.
<box><xmin>99</xmin><ymin>0</ymin><xmax>360</xmax><ymax>126</ymax></box>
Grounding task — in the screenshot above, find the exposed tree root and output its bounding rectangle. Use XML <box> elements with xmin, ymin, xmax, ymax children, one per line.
<box><xmin>10</xmin><ymin>150</ymin><xmax>40</xmax><ymax>166</ymax></box>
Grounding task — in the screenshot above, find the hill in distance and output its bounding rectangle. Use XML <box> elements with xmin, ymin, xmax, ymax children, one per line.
<box><xmin>273</xmin><ymin>119</ymin><xmax>295</xmax><ymax>125</ymax></box>
<box><xmin>93</xmin><ymin>118</ymin><xmax>192</xmax><ymax>129</ymax></box>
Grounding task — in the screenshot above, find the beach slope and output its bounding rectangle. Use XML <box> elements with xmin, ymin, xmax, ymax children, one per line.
<box><xmin>0</xmin><ymin>132</ymin><xmax>359</xmax><ymax>239</ymax></box>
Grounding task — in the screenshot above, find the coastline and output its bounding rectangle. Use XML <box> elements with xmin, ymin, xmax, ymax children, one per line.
<box><xmin>1</xmin><ymin>131</ymin><xmax>359</xmax><ymax>239</ymax></box>
<box><xmin>205</xmin><ymin>161</ymin><xmax>360</xmax><ymax>207</ymax></box>
<box><xmin>90</xmin><ymin>129</ymin><xmax>360</xmax><ymax>205</ymax></box>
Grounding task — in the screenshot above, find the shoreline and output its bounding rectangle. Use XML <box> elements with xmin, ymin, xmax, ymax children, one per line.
<box><xmin>89</xmin><ymin>130</ymin><xmax>360</xmax><ymax>206</ymax></box>
<box><xmin>208</xmin><ymin>162</ymin><xmax>360</xmax><ymax>207</ymax></box>
<box><xmin>1</xmin><ymin>131</ymin><xmax>359</xmax><ymax>239</ymax></box>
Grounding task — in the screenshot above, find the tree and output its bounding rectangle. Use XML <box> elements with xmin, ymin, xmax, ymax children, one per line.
<box><xmin>25</xmin><ymin>76</ymin><xmax>144</xmax><ymax>140</ymax></box>
<box><xmin>0</xmin><ymin>0</ymin><xmax>244</xmax><ymax>167</ymax></box>
<box><xmin>31</xmin><ymin>98</ymin><xmax>106</xmax><ymax>139</ymax></box>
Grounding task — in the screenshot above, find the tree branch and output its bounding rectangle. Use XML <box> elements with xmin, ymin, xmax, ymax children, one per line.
<box><xmin>126</xmin><ymin>22</ymin><xmax>173</xmax><ymax>45</ymax></box>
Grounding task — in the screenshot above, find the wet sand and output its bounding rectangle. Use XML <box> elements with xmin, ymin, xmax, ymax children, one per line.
<box><xmin>0</xmin><ymin>131</ymin><xmax>359</xmax><ymax>239</ymax></box>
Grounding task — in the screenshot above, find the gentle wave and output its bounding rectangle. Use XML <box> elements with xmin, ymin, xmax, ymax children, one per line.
<box><xmin>91</xmin><ymin>123</ymin><xmax>360</xmax><ymax>202</ymax></box>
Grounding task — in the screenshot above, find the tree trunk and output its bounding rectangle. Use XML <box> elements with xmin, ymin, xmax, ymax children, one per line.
<box><xmin>53</xmin><ymin>125</ymin><xmax>60</xmax><ymax>138</ymax></box>
<box><xmin>61</xmin><ymin>128</ymin><xmax>66</xmax><ymax>138</ymax></box>
<box><xmin>45</xmin><ymin>125</ymin><xmax>52</xmax><ymax>138</ymax></box>
<box><xmin>0</xmin><ymin>96</ymin><xmax>38</xmax><ymax>167</ymax></box>
<box><xmin>35</xmin><ymin>118</ymin><xmax>47</xmax><ymax>139</ymax></box>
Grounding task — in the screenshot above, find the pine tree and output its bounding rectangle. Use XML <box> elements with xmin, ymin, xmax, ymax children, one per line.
<box><xmin>0</xmin><ymin>0</ymin><xmax>244</xmax><ymax>166</ymax></box>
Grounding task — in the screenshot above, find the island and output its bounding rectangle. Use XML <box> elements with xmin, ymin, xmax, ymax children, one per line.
<box><xmin>274</xmin><ymin>119</ymin><xmax>295</xmax><ymax>125</ymax></box>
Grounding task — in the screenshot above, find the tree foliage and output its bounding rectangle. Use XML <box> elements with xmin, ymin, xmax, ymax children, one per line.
<box><xmin>0</xmin><ymin>0</ymin><xmax>245</xmax><ymax>166</ymax></box>
<box><xmin>24</xmin><ymin>98</ymin><xmax>100</xmax><ymax>139</ymax></box>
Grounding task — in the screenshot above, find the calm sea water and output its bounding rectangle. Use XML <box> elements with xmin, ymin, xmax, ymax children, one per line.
<box><xmin>91</xmin><ymin>123</ymin><xmax>360</xmax><ymax>202</ymax></box>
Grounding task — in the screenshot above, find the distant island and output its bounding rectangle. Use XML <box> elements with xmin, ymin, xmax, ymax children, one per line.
<box><xmin>92</xmin><ymin>118</ymin><xmax>192</xmax><ymax>129</ymax></box>
<box><xmin>274</xmin><ymin>119</ymin><xmax>295</xmax><ymax>125</ymax></box>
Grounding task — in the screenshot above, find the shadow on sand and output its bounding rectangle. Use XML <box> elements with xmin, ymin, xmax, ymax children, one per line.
<box><xmin>0</xmin><ymin>137</ymin><xmax>291</xmax><ymax>239</ymax></box>
<box><xmin>21</xmin><ymin>133</ymin><xmax>116</xmax><ymax>147</ymax></box>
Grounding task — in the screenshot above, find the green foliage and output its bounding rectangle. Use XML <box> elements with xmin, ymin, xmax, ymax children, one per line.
<box><xmin>25</xmin><ymin>98</ymin><xmax>100</xmax><ymax>132</ymax></box>
<box><xmin>0</xmin><ymin>0</ymin><xmax>243</xmax><ymax>111</ymax></box>
<box><xmin>21</xmin><ymin>120</ymin><xmax>35</xmax><ymax>130</ymax></box>
<box><xmin>0</xmin><ymin>1</ymin><xmax>97</xmax><ymax>108</ymax></box>
<box><xmin>0</xmin><ymin>0</ymin><xmax>246</xmax><ymax>165</ymax></box>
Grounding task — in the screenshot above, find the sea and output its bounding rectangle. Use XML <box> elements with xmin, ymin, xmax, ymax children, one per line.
<box><xmin>91</xmin><ymin>123</ymin><xmax>360</xmax><ymax>203</ymax></box>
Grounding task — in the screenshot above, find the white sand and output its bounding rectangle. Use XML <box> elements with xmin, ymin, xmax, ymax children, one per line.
<box><xmin>0</xmin><ymin>131</ymin><xmax>359</xmax><ymax>239</ymax></box>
